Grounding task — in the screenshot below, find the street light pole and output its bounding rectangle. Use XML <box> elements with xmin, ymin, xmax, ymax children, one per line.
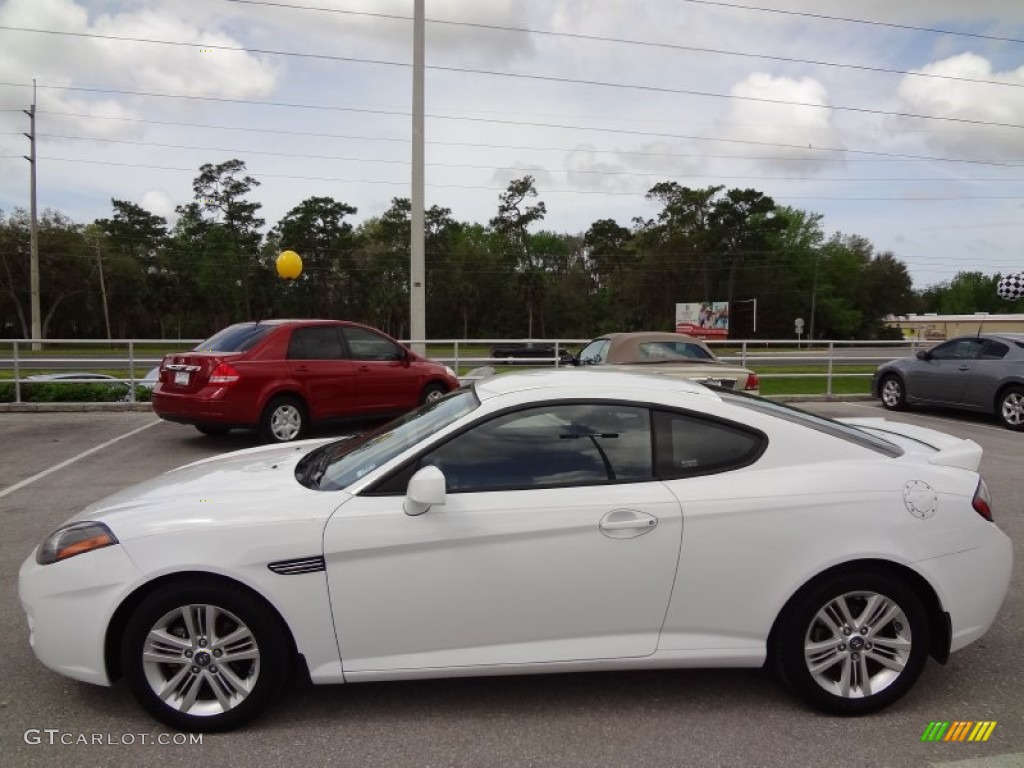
<box><xmin>409</xmin><ymin>0</ymin><xmax>426</xmax><ymax>355</ymax></box>
<box><xmin>23</xmin><ymin>79</ymin><xmax>41</xmax><ymax>350</ymax></box>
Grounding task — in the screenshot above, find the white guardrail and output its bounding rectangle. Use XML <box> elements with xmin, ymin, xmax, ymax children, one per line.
<box><xmin>0</xmin><ymin>337</ymin><xmax>923</xmax><ymax>403</ymax></box>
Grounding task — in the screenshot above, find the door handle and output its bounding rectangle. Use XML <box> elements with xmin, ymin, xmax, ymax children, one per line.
<box><xmin>599</xmin><ymin>509</ymin><xmax>659</xmax><ymax>538</ymax></box>
<box><xmin>957</xmin><ymin>366</ymin><xmax>970</xmax><ymax>372</ymax></box>
<box><xmin>295</xmin><ymin>366</ymin><xmax>310</xmax><ymax>372</ymax></box>
<box><xmin>600</xmin><ymin>519</ymin><xmax>656</xmax><ymax>531</ymax></box>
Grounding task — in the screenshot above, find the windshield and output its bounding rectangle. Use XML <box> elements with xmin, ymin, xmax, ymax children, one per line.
<box><xmin>716</xmin><ymin>389</ymin><xmax>903</xmax><ymax>457</ymax></box>
<box><xmin>302</xmin><ymin>388</ymin><xmax>479</xmax><ymax>491</ymax></box>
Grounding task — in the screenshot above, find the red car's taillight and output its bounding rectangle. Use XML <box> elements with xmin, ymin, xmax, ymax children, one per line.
<box><xmin>745</xmin><ymin>372</ymin><xmax>760</xmax><ymax>391</ymax></box>
<box><xmin>209</xmin><ymin>362</ymin><xmax>241</xmax><ymax>385</ymax></box>
<box><xmin>972</xmin><ymin>478</ymin><xmax>993</xmax><ymax>522</ymax></box>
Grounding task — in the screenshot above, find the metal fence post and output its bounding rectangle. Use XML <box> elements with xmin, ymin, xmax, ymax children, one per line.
<box><xmin>128</xmin><ymin>341</ymin><xmax>136</xmax><ymax>402</ymax></box>
<box><xmin>826</xmin><ymin>341</ymin><xmax>835</xmax><ymax>398</ymax></box>
<box><xmin>13</xmin><ymin>340</ymin><xmax>20</xmax><ymax>403</ymax></box>
<box><xmin>554</xmin><ymin>341</ymin><xmax>561</xmax><ymax>367</ymax></box>
<box><xmin>453</xmin><ymin>341</ymin><xmax>460</xmax><ymax>375</ymax></box>
<box><xmin>740</xmin><ymin>341</ymin><xmax>747</xmax><ymax>368</ymax></box>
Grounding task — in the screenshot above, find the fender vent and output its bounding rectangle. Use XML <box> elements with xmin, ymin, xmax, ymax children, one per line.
<box><xmin>268</xmin><ymin>556</ymin><xmax>325</xmax><ymax>575</ymax></box>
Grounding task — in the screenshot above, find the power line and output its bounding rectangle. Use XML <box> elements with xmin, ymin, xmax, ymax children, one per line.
<box><xmin>35</xmin><ymin>133</ymin><xmax>1024</xmax><ymax>183</ymax></box>
<box><xmin>6</xmin><ymin>83</ymin><xmax>1024</xmax><ymax>168</ymax></box>
<box><xmin>1</xmin><ymin>27</ymin><xmax>1023</xmax><ymax>130</ymax></box>
<box><xmin>29</xmin><ymin>110</ymin><xmax>1024</xmax><ymax>167</ymax></box>
<box><xmin>221</xmin><ymin>0</ymin><xmax>1024</xmax><ymax>89</ymax></box>
<box><xmin>27</xmin><ymin>156</ymin><xmax>1024</xmax><ymax>201</ymax></box>
<box><xmin>677</xmin><ymin>0</ymin><xmax>1024</xmax><ymax>45</ymax></box>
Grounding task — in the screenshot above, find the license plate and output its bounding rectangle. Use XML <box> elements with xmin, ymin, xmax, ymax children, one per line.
<box><xmin>174</xmin><ymin>371</ymin><xmax>190</xmax><ymax>386</ymax></box>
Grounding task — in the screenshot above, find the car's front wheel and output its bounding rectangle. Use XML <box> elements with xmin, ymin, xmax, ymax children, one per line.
<box><xmin>775</xmin><ymin>570</ymin><xmax>929</xmax><ymax>715</ymax></box>
<box><xmin>879</xmin><ymin>375</ymin><xmax>906</xmax><ymax>411</ymax></box>
<box><xmin>121</xmin><ymin>578</ymin><xmax>290</xmax><ymax>732</ymax></box>
<box><xmin>996</xmin><ymin>386</ymin><xmax>1024</xmax><ymax>431</ymax></box>
<box><xmin>260</xmin><ymin>396</ymin><xmax>307</xmax><ymax>442</ymax></box>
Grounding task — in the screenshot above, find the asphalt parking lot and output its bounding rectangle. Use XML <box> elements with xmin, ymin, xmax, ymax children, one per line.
<box><xmin>0</xmin><ymin>403</ymin><xmax>1021</xmax><ymax>768</ymax></box>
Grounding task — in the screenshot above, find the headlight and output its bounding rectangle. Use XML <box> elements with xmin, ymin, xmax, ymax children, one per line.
<box><xmin>36</xmin><ymin>521</ymin><xmax>119</xmax><ymax>565</ymax></box>
<box><xmin>444</xmin><ymin>366</ymin><xmax>456</xmax><ymax>378</ymax></box>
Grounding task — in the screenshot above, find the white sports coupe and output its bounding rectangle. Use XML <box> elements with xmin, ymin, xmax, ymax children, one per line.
<box><xmin>19</xmin><ymin>370</ymin><xmax>1012</xmax><ymax>732</ymax></box>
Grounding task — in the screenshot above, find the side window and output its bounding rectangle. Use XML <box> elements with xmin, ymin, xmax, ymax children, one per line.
<box><xmin>288</xmin><ymin>327</ymin><xmax>346</xmax><ymax>360</ymax></box>
<box><xmin>979</xmin><ymin>340</ymin><xmax>1009</xmax><ymax>360</ymax></box>
<box><xmin>343</xmin><ymin>327</ymin><xmax>404</xmax><ymax>361</ymax></box>
<box><xmin>421</xmin><ymin>403</ymin><xmax>653</xmax><ymax>492</ymax></box>
<box><xmin>654</xmin><ymin>410</ymin><xmax>764</xmax><ymax>478</ymax></box>
<box><xmin>930</xmin><ymin>339</ymin><xmax>983</xmax><ymax>360</ymax></box>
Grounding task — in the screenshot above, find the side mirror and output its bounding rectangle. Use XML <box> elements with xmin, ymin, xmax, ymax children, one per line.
<box><xmin>915</xmin><ymin>350</ymin><xmax>932</xmax><ymax>361</ymax></box>
<box><xmin>403</xmin><ymin>465</ymin><xmax>447</xmax><ymax>516</ymax></box>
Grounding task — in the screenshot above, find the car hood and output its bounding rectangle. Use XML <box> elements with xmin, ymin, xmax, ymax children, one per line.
<box><xmin>838</xmin><ymin>417</ymin><xmax>982</xmax><ymax>471</ymax></box>
<box><xmin>68</xmin><ymin>437</ymin><xmax>352</xmax><ymax>540</ymax></box>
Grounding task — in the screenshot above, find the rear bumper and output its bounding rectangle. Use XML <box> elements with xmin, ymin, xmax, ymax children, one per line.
<box><xmin>915</xmin><ymin>524</ymin><xmax>1013</xmax><ymax>653</ymax></box>
<box><xmin>151</xmin><ymin>386</ymin><xmax>258</xmax><ymax>427</ymax></box>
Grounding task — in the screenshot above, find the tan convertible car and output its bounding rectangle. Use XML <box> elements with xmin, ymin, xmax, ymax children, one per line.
<box><xmin>572</xmin><ymin>331</ymin><xmax>760</xmax><ymax>394</ymax></box>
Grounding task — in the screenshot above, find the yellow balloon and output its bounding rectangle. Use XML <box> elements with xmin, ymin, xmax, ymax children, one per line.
<box><xmin>276</xmin><ymin>250</ymin><xmax>302</xmax><ymax>279</ymax></box>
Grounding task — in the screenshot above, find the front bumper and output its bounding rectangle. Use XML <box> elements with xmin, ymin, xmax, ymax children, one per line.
<box><xmin>19</xmin><ymin>545</ymin><xmax>143</xmax><ymax>686</ymax></box>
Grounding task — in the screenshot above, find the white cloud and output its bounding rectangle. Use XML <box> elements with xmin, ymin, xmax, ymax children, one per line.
<box><xmin>140</xmin><ymin>188</ymin><xmax>176</xmax><ymax>221</ymax></box>
<box><xmin>895</xmin><ymin>53</ymin><xmax>1024</xmax><ymax>161</ymax></box>
<box><xmin>717</xmin><ymin>74</ymin><xmax>843</xmax><ymax>171</ymax></box>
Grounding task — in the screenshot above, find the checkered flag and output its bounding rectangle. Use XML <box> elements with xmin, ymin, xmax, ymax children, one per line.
<box><xmin>997</xmin><ymin>272</ymin><xmax>1024</xmax><ymax>300</ymax></box>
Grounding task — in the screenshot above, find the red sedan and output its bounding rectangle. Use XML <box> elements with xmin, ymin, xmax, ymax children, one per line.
<box><xmin>152</xmin><ymin>320</ymin><xmax>460</xmax><ymax>442</ymax></box>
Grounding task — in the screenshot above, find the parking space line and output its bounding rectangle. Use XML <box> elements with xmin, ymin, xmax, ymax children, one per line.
<box><xmin>0</xmin><ymin>420</ymin><xmax>161</xmax><ymax>499</ymax></box>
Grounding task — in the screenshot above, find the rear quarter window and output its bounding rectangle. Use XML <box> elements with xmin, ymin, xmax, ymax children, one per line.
<box><xmin>654</xmin><ymin>410</ymin><xmax>765</xmax><ymax>478</ymax></box>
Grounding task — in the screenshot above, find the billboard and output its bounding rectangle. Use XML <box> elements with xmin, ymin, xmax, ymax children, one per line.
<box><xmin>676</xmin><ymin>301</ymin><xmax>729</xmax><ymax>339</ymax></box>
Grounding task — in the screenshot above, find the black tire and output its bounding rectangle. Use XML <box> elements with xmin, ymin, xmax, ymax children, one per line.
<box><xmin>774</xmin><ymin>570</ymin><xmax>929</xmax><ymax>715</ymax></box>
<box><xmin>419</xmin><ymin>382</ymin><xmax>449</xmax><ymax>405</ymax></box>
<box><xmin>195</xmin><ymin>424</ymin><xmax>230</xmax><ymax>436</ymax></box>
<box><xmin>120</xmin><ymin>578</ymin><xmax>290</xmax><ymax>732</ymax></box>
<box><xmin>878</xmin><ymin>374</ymin><xmax>906</xmax><ymax>411</ymax></box>
<box><xmin>260</xmin><ymin>395</ymin><xmax>307</xmax><ymax>443</ymax></box>
<box><xmin>996</xmin><ymin>385</ymin><xmax>1024</xmax><ymax>431</ymax></box>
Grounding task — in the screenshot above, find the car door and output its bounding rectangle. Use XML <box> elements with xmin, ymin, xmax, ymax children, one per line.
<box><xmin>959</xmin><ymin>339</ymin><xmax>1011</xmax><ymax>411</ymax></box>
<box><xmin>286</xmin><ymin>326</ymin><xmax>356</xmax><ymax>419</ymax></box>
<box><xmin>323</xmin><ymin>402</ymin><xmax>683</xmax><ymax>673</ymax></box>
<box><xmin>905</xmin><ymin>338</ymin><xmax>984</xmax><ymax>404</ymax></box>
<box><xmin>341</xmin><ymin>326</ymin><xmax>420</xmax><ymax>411</ymax></box>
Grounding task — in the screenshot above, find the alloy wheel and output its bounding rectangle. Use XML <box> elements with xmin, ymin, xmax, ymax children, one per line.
<box><xmin>803</xmin><ymin>590</ymin><xmax>911</xmax><ymax>699</ymax></box>
<box><xmin>141</xmin><ymin>603</ymin><xmax>260</xmax><ymax>717</ymax></box>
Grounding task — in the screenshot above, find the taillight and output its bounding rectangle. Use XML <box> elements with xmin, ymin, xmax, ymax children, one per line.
<box><xmin>209</xmin><ymin>362</ymin><xmax>241</xmax><ymax>385</ymax></box>
<box><xmin>745</xmin><ymin>372</ymin><xmax>760</xmax><ymax>391</ymax></box>
<box><xmin>972</xmin><ymin>478</ymin><xmax>993</xmax><ymax>522</ymax></box>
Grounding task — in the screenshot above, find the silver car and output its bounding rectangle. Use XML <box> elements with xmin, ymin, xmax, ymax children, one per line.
<box><xmin>872</xmin><ymin>334</ymin><xmax>1024</xmax><ymax>430</ymax></box>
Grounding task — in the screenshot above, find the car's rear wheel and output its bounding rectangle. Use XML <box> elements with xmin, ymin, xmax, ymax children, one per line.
<box><xmin>121</xmin><ymin>579</ymin><xmax>289</xmax><ymax>732</ymax></box>
<box><xmin>260</xmin><ymin>396</ymin><xmax>306</xmax><ymax>443</ymax></box>
<box><xmin>879</xmin><ymin>375</ymin><xmax>906</xmax><ymax>411</ymax></box>
<box><xmin>419</xmin><ymin>382</ymin><xmax>449</xmax><ymax>405</ymax></box>
<box><xmin>996</xmin><ymin>386</ymin><xmax>1024</xmax><ymax>431</ymax></box>
<box><xmin>775</xmin><ymin>570</ymin><xmax>929</xmax><ymax>715</ymax></box>
<box><xmin>195</xmin><ymin>424</ymin><xmax>230</xmax><ymax>437</ymax></box>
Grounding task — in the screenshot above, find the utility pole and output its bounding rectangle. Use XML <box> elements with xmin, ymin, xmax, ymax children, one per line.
<box><xmin>409</xmin><ymin>0</ymin><xmax>426</xmax><ymax>354</ymax></box>
<box><xmin>92</xmin><ymin>234</ymin><xmax>112</xmax><ymax>341</ymax></box>
<box><xmin>809</xmin><ymin>252</ymin><xmax>820</xmax><ymax>345</ymax></box>
<box><xmin>23</xmin><ymin>79</ymin><xmax>41</xmax><ymax>350</ymax></box>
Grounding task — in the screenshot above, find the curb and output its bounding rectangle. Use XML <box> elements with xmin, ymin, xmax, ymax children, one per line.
<box><xmin>0</xmin><ymin>402</ymin><xmax>154</xmax><ymax>413</ymax></box>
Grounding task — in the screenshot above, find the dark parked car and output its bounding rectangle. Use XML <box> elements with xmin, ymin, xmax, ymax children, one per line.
<box><xmin>489</xmin><ymin>343</ymin><xmax>575</xmax><ymax>364</ymax></box>
<box><xmin>872</xmin><ymin>334</ymin><xmax>1024</xmax><ymax>430</ymax></box>
<box><xmin>152</xmin><ymin>320</ymin><xmax>460</xmax><ymax>442</ymax></box>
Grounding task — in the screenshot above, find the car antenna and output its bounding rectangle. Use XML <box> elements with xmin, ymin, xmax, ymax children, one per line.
<box><xmin>976</xmin><ymin>312</ymin><xmax>987</xmax><ymax>339</ymax></box>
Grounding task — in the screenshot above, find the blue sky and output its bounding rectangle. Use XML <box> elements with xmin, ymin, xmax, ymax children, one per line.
<box><xmin>1</xmin><ymin>0</ymin><xmax>1022</xmax><ymax>291</ymax></box>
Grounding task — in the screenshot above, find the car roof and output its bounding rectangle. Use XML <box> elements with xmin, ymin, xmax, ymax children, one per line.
<box><xmin>473</xmin><ymin>368</ymin><xmax>720</xmax><ymax>403</ymax></box>
<box><xmin>596</xmin><ymin>331</ymin><xmax>704</xmax><ymax>345</ymax></box>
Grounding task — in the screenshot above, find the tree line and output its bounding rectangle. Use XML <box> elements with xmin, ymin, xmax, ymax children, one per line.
<box><xmin>1</xmin><ymin>158</ymin><xmax>1019</xmax><ymax>342</ymax></box>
